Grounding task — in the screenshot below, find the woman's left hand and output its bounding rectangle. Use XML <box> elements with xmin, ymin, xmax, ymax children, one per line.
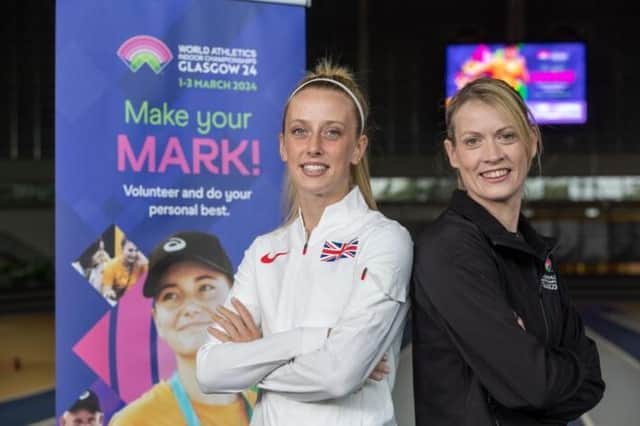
<box><xmin>369</xmin><ymin>354</ymin><xmax>390</xmax><ymax>381</ymax></box>
<box><xmin>209</xmin><ymin>297</ymin><xmax>262</xmax><ymax>342</ymax></box>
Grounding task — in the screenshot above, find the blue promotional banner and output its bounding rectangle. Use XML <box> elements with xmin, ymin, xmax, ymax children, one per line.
<box><xmin>55</xmin><ymin>0</ymin><xmax>305</xmax><ymax>424</ymax></box>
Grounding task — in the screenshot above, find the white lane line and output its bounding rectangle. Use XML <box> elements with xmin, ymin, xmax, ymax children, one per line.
<box><xmin>586</xmin><ymin>327</ymin><xmax>640</xmax><ymax>371</ymax></box>
<box><xmin>601</xmin><ymin>312</ymin><xmax>640</xmax><ymax>335</ymax></box>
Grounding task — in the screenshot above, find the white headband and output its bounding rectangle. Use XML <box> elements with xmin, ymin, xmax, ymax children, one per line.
<box><xmin>287</xmin><ymin>77</ymin><xmax>366</xmax><ymax>135</ymax></box>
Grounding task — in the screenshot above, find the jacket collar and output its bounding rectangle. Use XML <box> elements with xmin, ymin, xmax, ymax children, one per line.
<box><xmin>297</xmin><ymin>186</ymin><xmax>369</xmax><ymax>244</ymax></box>
<box><xmin>448</xmin><ymin>190</ymin><xmax>556</xmax><ymax>261</ymax></box>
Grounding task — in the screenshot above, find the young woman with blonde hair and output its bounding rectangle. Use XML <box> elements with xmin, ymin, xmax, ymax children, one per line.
<box><xmin>196</xmin><ymin>60</ymin><xmax>413</xmax><ymax>426</ymax></box>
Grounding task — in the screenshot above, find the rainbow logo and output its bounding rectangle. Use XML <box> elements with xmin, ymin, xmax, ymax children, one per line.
<box><xmin>117</xmin><ymin>35</ymin><xmax>173</xmax><ymax>74</ymax></box>
<box><xmin>544</xmin><ymin>257</ymin><xmax>553</xmax><ymax>273</ymax></box>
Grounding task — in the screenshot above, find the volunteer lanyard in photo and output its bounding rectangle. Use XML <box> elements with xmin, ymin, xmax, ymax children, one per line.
<box><xmin>169</xmin><ymin>372</ymin><xmax>253</xmax><ymax>426</ymax></box>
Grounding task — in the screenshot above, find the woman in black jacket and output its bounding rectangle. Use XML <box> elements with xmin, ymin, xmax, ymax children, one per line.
<box><xmin>412</xmin><ymin>78</ymin><xmax>604</xmax><ymax>425</ymax></box>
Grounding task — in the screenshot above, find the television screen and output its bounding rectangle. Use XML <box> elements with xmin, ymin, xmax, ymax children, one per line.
<box><xmin>446</xmin><ymin>42</ymin><xmax>586</xmax><ymax>124</ymax></box>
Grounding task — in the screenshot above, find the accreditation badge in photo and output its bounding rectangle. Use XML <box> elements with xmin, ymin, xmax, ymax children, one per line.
<box><xmin>55</xmin><ymin>0</ymin><xmax>305</xmax><ymax>423</ymax></box>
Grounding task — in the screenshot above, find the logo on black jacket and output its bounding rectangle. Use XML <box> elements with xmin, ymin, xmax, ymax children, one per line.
<box><xmin>541</xmin><ymin>257</ymin><xmax>558</xmax><ymax>290</ymax></box>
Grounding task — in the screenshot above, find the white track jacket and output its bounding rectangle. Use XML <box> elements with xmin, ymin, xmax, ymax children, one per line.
<box><xmin>197</xmin><ymin>188</ymin><xmax>413</xmax><ymax>425</ymax></box>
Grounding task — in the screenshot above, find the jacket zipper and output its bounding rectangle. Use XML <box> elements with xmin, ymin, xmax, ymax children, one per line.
<box><xmin>302</xmin><ymin>229</ymin><xmax>310</xmax><ymax>255</ymax></box>
<box><xmin>538</xmin><ymin>290</ymin><xmax>550</xmax><ymax>345</ymax></box>
<box><xmin>537</xmin><ymin>263</ymin><xmax>550</xmax><ymax>345</ymax></box>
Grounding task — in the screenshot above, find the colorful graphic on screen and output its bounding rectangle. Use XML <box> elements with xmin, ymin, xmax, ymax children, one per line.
<box><xmin>446</xmin><ymin>43</ymin><xmax>586</xmax><ymax>124</ymax></box>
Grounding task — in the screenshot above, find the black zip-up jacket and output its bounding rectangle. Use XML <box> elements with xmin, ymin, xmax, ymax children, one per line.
<box><xmin>412</xmin><ymin>190</ymin><xmax>605</xmax><ymax>425</ymax></box>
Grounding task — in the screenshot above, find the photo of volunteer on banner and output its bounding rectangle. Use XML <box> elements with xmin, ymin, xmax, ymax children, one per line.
<box><xmin>59</xmin><ymin>389</ymin><xmax>104</xmax><ymax>426</ymax></box>
<box><xmin>72</xmin><ymin>225</ymin><xmax>148</xmax><ymax>306</ymax></box>
<box><xmin>109</xmin><ymin>231</ymin><xmax>256</xmax><ymax>426</ymax></box>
